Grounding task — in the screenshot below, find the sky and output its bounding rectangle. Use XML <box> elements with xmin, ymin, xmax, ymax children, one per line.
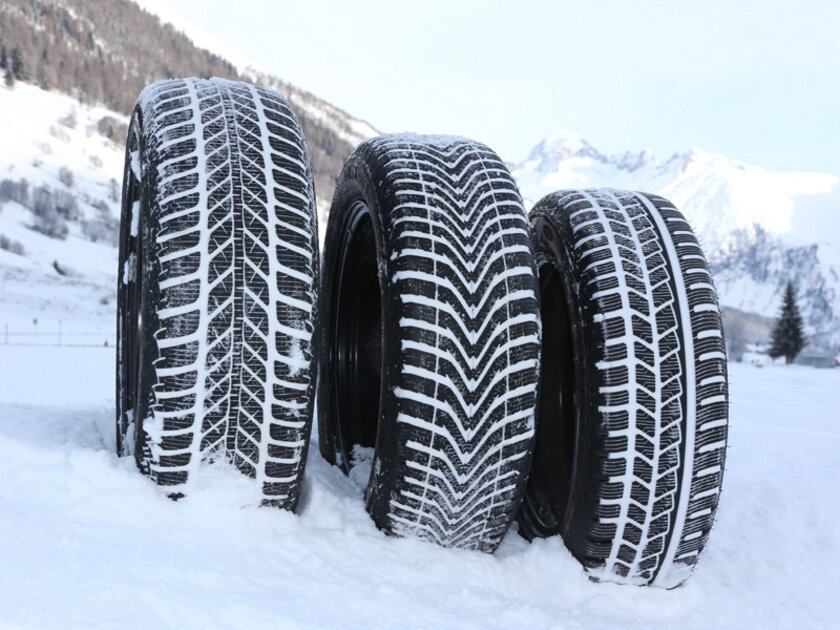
<box><xmin>139</xmin><ymin>0</ymin><xmax>839</xmax><ymax>173</ymax></box>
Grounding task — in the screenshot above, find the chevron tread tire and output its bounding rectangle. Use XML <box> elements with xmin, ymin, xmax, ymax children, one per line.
<box><xmin>520</xmin><ymin>188</ymin><xmax>728</xmax><ymax>587</ymax></box>
<box><xmin>116</xmin><ymin>78</ymin><xmax>318</xmax><ymax>509</ymax></box>
<box><xmin>319</xmin><ymin>135</ymin><xmax>540</xmax><ymax>552</ymax></box>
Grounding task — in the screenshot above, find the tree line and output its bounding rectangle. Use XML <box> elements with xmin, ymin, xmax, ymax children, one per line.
<box><xmin>0</xmin><ymin>0</ymin><xmax>239</xmax><ymax>113</ymax></box>
<box><xmin>0</xmin><ymin>177</ymin><xmax>119</xmax><ymax>245</ymax></box>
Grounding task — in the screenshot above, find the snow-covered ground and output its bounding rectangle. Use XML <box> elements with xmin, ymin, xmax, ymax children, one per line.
<box><xmin>0</xmin><ymin>341</ymin><xmax>837</xmax><ymax>628</ymax></box>
<box><xmin>1</xmin><ymin>71</ymin><xmax>837</xmax><ymax>630</ymax></box>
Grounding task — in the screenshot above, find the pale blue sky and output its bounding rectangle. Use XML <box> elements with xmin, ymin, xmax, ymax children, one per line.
<box><xmin>150</xmin><ymin>0</ymin><xmax>839</xmax><ymax>173</ymax></box>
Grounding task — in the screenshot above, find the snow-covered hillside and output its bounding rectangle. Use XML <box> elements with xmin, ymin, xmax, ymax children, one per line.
<box><xmin>133</xmin><ymin>0</ymin><xmax>378</xmax><ymax>146</ymax></box>
<box><xmin>0</xmin><ymin>81</ymin><xmax>123</xmax><ymax>340</ymax></box>
<box><xmin>1</xmin><ymin>337</ymin><xmax>838</xmax><ymax>628</ymax></box>
<box><xmin>512</xmin><ymin>135</ymin><xmax>840</xmax><ymax>348</ymax></box>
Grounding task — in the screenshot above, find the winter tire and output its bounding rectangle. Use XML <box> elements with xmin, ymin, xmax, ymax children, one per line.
<box><xmin>520</xmin><ymin>189</ymin><xmax>728</xmax><ymax>587</ymax></box>
<box><xmin>319</xmin><ymin>135</ymin><xmax>540</xmax><ymax>551</ymax></box>
<box><xmin>116</xmin><ymin>78</ymin><xmax>319</xmax><ymax>509</ymax></box>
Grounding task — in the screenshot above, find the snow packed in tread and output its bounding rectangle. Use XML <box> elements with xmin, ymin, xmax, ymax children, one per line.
<box><xmin>529</xmin><ymin>188</ymin><xmax>727</xmax><ymax>587</ymax></box>
<box><xmin>117</xmin><ymin>78</ymin><xmax>318</xmax><ymax>507</ymax></box>
<box><xmin>368</xmin><ymin>136</ymin><xmax>540</xmax><ymax>551</ymax></box>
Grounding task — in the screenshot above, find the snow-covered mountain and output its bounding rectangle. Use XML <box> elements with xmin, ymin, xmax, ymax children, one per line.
<box><xmin>512</xmin><ymin>135</ymin><xmax>840</xmax><ymax>348</ymax></box>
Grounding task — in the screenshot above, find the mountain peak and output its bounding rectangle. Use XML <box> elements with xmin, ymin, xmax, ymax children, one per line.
<box><xmin>525</xmin><ymin>133</ymin><xmax>604</xmax><ymax>163</ymax></box>
<box><xmin>613</xmin><ymin>148</ymin><xmax>661</xmax><ymax>172</ymax></box>
<box><xmin>521</xmin><ymin>134</ymin><xmax>669</xmax><ymax>174</ymax></box>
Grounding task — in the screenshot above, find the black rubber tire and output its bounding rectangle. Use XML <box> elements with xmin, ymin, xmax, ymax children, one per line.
<box><xmin>520</xmin><ymin>189</ymin><xmax>728</xmax><ymax>587</ymax></box>
<box><xmin>319</xmin><ymin>135</ymin><xmax>541</xmax><ymax>552</ymax></box>
<box><xmin>116</xmin><ymin>78</ymin><xmax>319</xmax><ymax>509</ymax></box>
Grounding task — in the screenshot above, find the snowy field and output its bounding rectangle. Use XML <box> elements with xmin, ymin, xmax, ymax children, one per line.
<box><xmin>0</xmin><ymin>344</ymin><xmax>838</xmax><ymax>629</ymax></box>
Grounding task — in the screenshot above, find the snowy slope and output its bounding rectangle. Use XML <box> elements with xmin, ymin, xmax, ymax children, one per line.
<box><xmin>512</xmin><ymin>135</ymin><xmax>840</xmax><ymax>347</ymax></box>
<box><xmin>0</xmin><ymin>85</ymin><xmax>126</xmax><ymax>202</ymax></box>
<box><xmin>0</xmin><ymin>340</ymin><xmax>837</xmax><ymax>629</ymax></box>
<box><xmin>0</xmin><ymin>81</ymin><xmax>124</xmax><ymax>339</ymax></box>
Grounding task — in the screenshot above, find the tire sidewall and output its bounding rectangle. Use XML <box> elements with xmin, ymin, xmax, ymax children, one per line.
<box><xmin>530</xmin><ymin>206</ymin><xmax>605</xmax><ymax>550</ymax></box>
<box><xmin>319</xmin><ymin>150</ymin><xmax>403</xmax><ymax>519</ymax></box>
<box><xmin>116</xmin><ymin>106</ymin><xmax>158</xmax><ymax>465</ymax></box>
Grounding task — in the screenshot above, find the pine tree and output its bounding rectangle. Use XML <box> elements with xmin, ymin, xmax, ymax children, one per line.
<box><xmin>4</xmin><ymin>65</ymin><xmax>13</xmax><ymax>88</ymax></box>
<box><xmin>768</xmin><ymin>281</ymin><xmax>806</xmax><ymax>364</ymax></box>
<box><xmin>10</xmin><ymin>47</ymin><xmax>26</xmax><ymax>81</ymax></box>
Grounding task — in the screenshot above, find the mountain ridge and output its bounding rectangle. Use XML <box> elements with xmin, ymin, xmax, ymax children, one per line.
<box><xmin>511</xmin><ymin>135</ymin><xmax>840</xmax><ymax>349</ymax></box>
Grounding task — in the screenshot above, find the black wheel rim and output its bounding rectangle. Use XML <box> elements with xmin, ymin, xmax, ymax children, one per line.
<box><xmin>521</xmin><ymin>255</ymin><xmax>578</xmax><ymax>536</ymax></box>
<box><xmin>329</xmin><ymin>200</ymin><xmax>382</xmax><ymax>472</ymax></box>
<box><xmin>117</xmin><ymin>118</ymin><xmax>145</xmax><ymax>459</ymax></box>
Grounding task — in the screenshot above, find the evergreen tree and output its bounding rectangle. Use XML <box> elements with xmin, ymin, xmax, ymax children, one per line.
<box><xmin>4</xmin><ymin>65</ymin><xmax>13</xmax><ymax>88</ymax></box>
<box><xmin>768</xmin><ymin>281</ymin><xmax>806</xmax><ymax>364</ymax></box>
<box><xmin>10</xmin><ymin>46</ymin><xmax>25</xmax><ymax>81</ymax></box>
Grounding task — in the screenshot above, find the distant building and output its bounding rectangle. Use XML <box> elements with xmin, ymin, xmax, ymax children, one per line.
<box><xmin>794</xmin><ymin>352</ymin><xmax>838</xmax><ymax>369</ymax></box>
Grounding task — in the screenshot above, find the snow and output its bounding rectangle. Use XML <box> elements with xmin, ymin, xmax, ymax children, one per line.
<box><xmin>0</xmin><ymin>81</ymin><xmax>127</xmax><ymax>197</ymax></box>
<box><xmin>0</xmin><ymin>201</ymin><xmax>117</xmax><ymax>284</ymax></box>
<box><xmin>0</xmin><ymin>333</ymin><xmax>837</xmax><ymax>628</ymax></box>
<box><xmin>0</xmin><ymin>81</ymin><xmax>123</xmax><ymax>341</ymax></box>
<box><xmin>285</xmin><ymin>338</ymin><xmax>306</xmax><ymax>379</ymax></box>
<box><xmin>378</xmin><ymin>132</ymin><xmax>476</xmax><ymax>149</ymax></box>
<box><xmin>0</xmin><ymin>193</ymin><xmax>115</xmax><ymax>343</ymax></box>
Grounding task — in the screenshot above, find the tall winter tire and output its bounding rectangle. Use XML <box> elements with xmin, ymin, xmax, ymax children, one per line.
<box><xmin>116</xmin><ymin>78</ymin><xmax>319</xmax><ymax>509</ymax></box>
<box><xmin>520</xmin><ymin>189</ymin><xmax>728</xmax><ymax>587</ymax></box>
<box><xmin>319</xmin><ymin>135</ymin><xmax>541</xmax><ymax>552</ymax></box>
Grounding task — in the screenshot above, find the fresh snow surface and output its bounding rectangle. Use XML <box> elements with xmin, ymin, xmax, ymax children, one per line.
<box><xmin>0</xmin><ymin>341</ymin><xmax>837</xmax><ymax>628</ymax></box>
<box><xmin>0</xmin><ymin>81</ymin><xmax>127</xmax><ymax>198</ymax></box>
